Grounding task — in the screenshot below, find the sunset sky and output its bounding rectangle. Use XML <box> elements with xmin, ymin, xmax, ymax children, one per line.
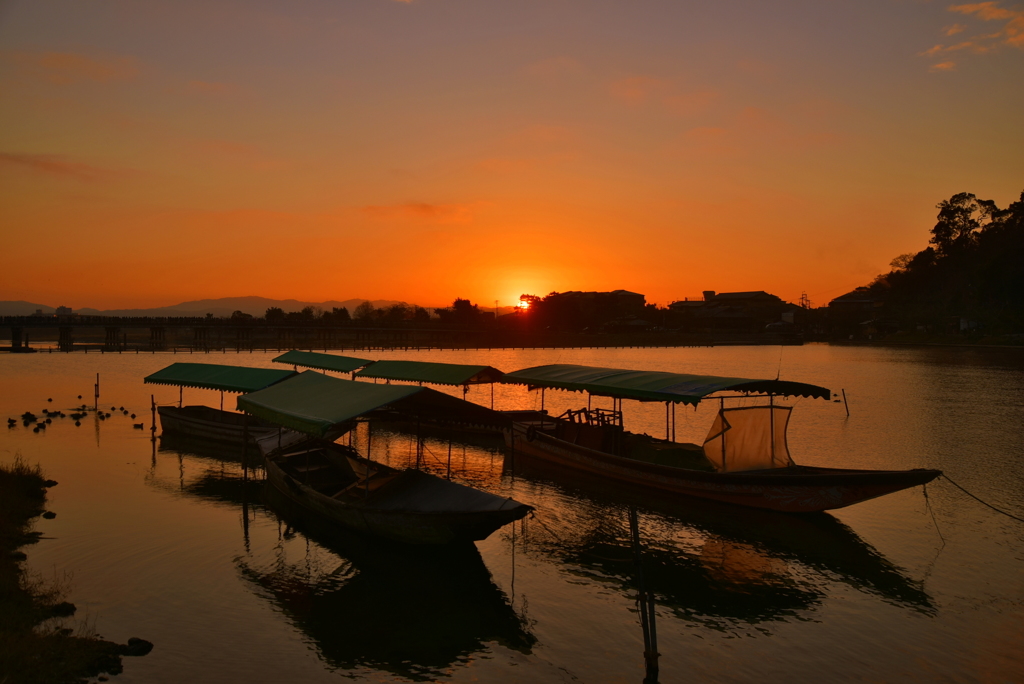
<box><xmin>1</xmin><ymin>0</ymin><xmax>1022</xmax><ymax>310</ymax></box>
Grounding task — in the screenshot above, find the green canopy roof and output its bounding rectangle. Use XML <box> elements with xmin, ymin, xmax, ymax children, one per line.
<box><xmin>144</xmin><ymin>363</ymin><xmax>296</xmax><ymax>393</ymax></box>
<box><xmin>500</xmin><ymin>364</ymin><xmax>830</xmax><ymax>405</ymax></box>
<box><xmin>272</xmin><ymin>350</ymin><xmax>373</xmax><ymax>374</ymax></box>
<box><xmin>354</xmin><ymin>360</ymin><xmax>504</xmax><ymax>386</ymax></box>
<box><xmin>237</xmin><ymin>371</ymin><xmax>507</xmax><ymax>438</ymax></box>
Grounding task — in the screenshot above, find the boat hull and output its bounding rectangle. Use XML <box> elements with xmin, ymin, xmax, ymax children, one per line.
<box><xmin>507</xmin><ymin>424</ymin><xmax>940</xmax><ymax>513</ymax></box>
<box><xmin>158</xmin><ymin>405</ymin><xmax>281</xmax><ymax>444</ymax></box>
<box><xmin>266</xmin><ymin>450</ymin><xmax>531</xmax><ymax>545</ymax></box>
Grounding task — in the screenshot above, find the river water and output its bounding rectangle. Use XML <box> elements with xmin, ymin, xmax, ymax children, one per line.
<box><xmin>1</xmin><ymin>344</ymin><xmax>1022</xmax><ymax>683</ymax></box>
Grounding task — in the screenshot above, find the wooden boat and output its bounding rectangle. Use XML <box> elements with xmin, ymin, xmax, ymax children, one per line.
<box><xmin>145</xmin><ymin>362</ymin><xmax>299</xmax><ymax>443</ymax></box>
<box><xmin>266</xmin><ymin>441</ymin><xmax>532</xmax><ymax>544</ymax></box>
<box><xmin>157</xmin><ymin>405</ymin><xmax>282</xmax><ymax>444</ymax></box>
<box><xmin>237</xmin><ymin>370</ymin><xmax>533</xmax><ymax>544</ymax></box>
<box><xmin>502</xmin><ymin>364</ymin><xmax>941</xmax><ymax>513</ymax></box>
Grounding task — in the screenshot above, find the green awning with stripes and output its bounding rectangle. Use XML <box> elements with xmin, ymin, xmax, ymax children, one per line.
<box><xmin>354</xmin><ymin>360</ymin><xmax>503</xmax><ymax>386</ymax></box>
<box><xmin>272</xmin><ymin>350</ymin><xmax>373</xmax><ymax>373</ymax></box>
<box><xmin>144</xmin><ymin>363</ymin><xmax>296</xmax><ymax>393</ymax></box>
<box><xmin>237</xmin><ymin>370</ymin><xmax>508</xmax><ymax>437</ymax></box>
<box><xmin>500</xmin><ymin>364</ymin><xmax>830</xmax><ymax>405</ymax></box>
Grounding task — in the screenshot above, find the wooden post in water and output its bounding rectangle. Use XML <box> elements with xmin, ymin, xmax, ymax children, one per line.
<box><xmin>150</xmin><ymin>395</ymin><xmax>157</xmax><ymax>437</ymax></box>
<box><xmin>842</xmin><ymin>389</ymin><xmax>850</xmax><ymax>417</ymax></box>
<box><xmin>94</xmin><ymin>373</ymin><xmax>100</xmax><ymax>410</ymax></box>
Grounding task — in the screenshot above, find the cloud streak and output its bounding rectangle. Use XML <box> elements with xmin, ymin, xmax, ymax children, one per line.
<box><xmin>0</xmin><ymin>152</ymin><xmax>115</xmax><ymax>180</ymax></box>
<box><xmin>5</xmin><ymin>51</ymin><xmax>140</xmax><ymax>85</ymax></box>
<box><xmin>360</xmin><ymin>202</ymin><xmax>478</xmax><ymax>224</ymax></box>
<box><xmin>922</xmin><ymin>2</ymin><xmax>1024</xmax><ymax>70</ymax></box>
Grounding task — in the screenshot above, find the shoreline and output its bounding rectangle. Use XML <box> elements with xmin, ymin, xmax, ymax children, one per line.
<box><xmin>0</xmin><ymin>457</ymin><xmax>152</xmax><ymax>683</ymax></box>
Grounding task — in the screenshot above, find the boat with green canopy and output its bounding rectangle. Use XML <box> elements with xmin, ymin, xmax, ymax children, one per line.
<box><xmin>144</xmin><ymin>362</ymin><xmax>297</xmax><ymax>443</ymax></box>
<box><xmin>272</xmin><ymin>350</ymin><xmax>374</xmax><ymax>376</ymax></box>
<box><xmin>500</xmin><ymin>364</ymin><xmax>940</xmax><ymax>513</ymax></box>
<box><xmin>237</xmin><ymin>371</ymin><xmax>531</xmax><ymax>544</ymax></box>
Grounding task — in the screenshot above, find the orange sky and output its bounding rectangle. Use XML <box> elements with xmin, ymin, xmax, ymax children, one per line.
<box><xmin>1</xmin><ymin>0</ymin><xmax>1022</xmax><ymax>310</ymax></box>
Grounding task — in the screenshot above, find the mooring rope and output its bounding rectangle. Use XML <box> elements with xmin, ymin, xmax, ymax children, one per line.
<box><xmin>941</xmin><ymin>474</ymin><xmax>1024</xmax><ymax>524</ymax></box>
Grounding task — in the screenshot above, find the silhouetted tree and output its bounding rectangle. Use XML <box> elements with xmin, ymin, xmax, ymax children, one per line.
<box><xmin>230</xmin><ymin>310</ymin><xmax>253</xmax><ymax>320</ymax></box>
<box><xmin>353</xmin><ymin>301</ymin><xmax>376</xmax><ymax>322</ymax></box>
<box><xmin>265</xmin><ymin>307</ymin><xmax>284</xmax><ymax>321</ymax></box>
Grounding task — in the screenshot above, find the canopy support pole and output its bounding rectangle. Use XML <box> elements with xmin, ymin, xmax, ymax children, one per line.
<box><xmin>770</xmin><ymin>394</ymin><xmax>776</xmax><ymax>466</ymax></box>
<box><xmin>671</xmin><ymin>402</ymin><xmax>676</xmax><ymax>443</ymax></box>
<box><xmin>220</xmin><ymin>390</ymin><xmax>224</xmax><ymax>412</ymax></box>
<box><xmin>179</xmin><ymin>386</ymin><xmax>182</xmax><ymax>409</ymax></box>
<box><xmin>150</xmin><ymin>394</ymin><xmax>156</xmax><ymax>438</ymax></box>
<box><xmin>241</xmin><ymin>413</ymin><xmax>249</xmax><ymax>483</ymax></box>
<box><xmin>541</xmin><ymin>388</ymin><xmax>545</xmax><ymax>412</ymax></box>
<box><xmin>491</xmin><ymin>383</ymin><xmax>494</xmax><ymax>410</ymax></box>
<box><xmin>665</xmin><ymin>402</ymin><xmax>670</xmax><ymax>441</ymax></box>
<box><xmin>720</xmin><ymin>397</ymin><xmax>726</xmax><ymax>471</ymax></box>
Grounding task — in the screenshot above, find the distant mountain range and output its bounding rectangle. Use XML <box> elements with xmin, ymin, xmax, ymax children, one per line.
<box><xmin>0</xmin><ymin>297</ymin><xmax>413</xmax><ymax>318</ymax></box>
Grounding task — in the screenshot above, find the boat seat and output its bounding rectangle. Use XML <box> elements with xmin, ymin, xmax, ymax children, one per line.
<box><xmin>331</xmin><ymin>472</ymin><xmax>400</xmax><ymax>499</ymax></box>
<box><xmin>292</xmin><ymin>462</ymin><xmax>332</xmax><ymax>474</ymax></box>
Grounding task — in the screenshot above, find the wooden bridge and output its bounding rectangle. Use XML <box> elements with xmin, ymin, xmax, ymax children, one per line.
<box><xmin>1</xmin><ymin>316</ymin><xmax>801</xmax><ymax>353</ymax></box>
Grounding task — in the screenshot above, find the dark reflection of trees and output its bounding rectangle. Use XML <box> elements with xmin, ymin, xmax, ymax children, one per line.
<box><xmin>238</xmin><ymin>486</ymin><xmax>535</xmax><ymax>681</ymax></box>
<box><xmin>511</xmin><ymin>457</ymin><xmax>934</xmax><ymax>630</ymax></box>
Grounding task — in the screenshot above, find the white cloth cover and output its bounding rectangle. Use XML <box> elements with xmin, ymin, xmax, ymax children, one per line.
<box><xmin>702</xmin><ymin>406</ymin><xmax>794</xmax><ymax>473</ymax></box>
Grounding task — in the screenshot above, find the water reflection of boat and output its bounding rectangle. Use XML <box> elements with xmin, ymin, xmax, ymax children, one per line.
<box><xmin>502</xmin><ymin>364</ymin><xmax>942</xmax><ymax>512</ymax></box>
<box><xmin>238</xmin><ymin>485</ymin><xmax>535</xmax><ymax>681</ymax></box>
<box><xmin>511</xmin><ymin>461</ymin><xmax>934</xmax><ymax>624</ymax></box>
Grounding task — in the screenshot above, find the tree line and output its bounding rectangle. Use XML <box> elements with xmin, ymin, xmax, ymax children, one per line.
<box><xmin>863</xmin><ymin>189</ymin><xmax>1024</xmax><ymax>333</ymax></box>
<box><xmin>227</xmin><ymin>298</ymin><xmax>489</xmax><ymax>327</ymax></box>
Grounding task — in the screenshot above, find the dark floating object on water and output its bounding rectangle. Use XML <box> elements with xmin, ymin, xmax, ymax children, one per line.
<box><xmin>36</xmin><ymin>422</ymin><xmax>45</xmax><ymax>429</ymax></box>
<box><xmin>105</xmin><ymin>412</ymin><xmax>112</xmax><ymax>418</ymax></box>
<box><xmin>21</xmin><ymin>412</ymin><xmax>36</xmax><ymax>421</ymax></box>
<box><xmin>130</xmin><ymin>413</ymin><xmax>136</xmax><ymax>419</ymax></box>
<box><xmin>111</xmin><ymin>406</ymin><xmax>116</xmax><ymax>411</ymax></box>
<box><xmin>42</xmin><ymin>511</ymin><xmax>56</xmax><ymax>520</ymax></box>
<box><xmin>119</xmin><ymin>406</ymin><xmax>124</xmax><ymax>411</ymax></box>
<box><xmin>133</xmin><ymin>423</ymin><xmax>144</xmax><ymax>429</ymax></box>
<box><xmin>45</xmin><ymin>418</ymin><xmax>51</xmax><ymax>424</ymax></box>
<box><xmin>33</xmin><ymin>427</ymin><xmax>40</xmax><ymax>433</ymax></box>
<box><xmin>75</xmin><ymin>421</ymin><xmax>81</xmax><ymax>426</ymax></box>
<box><xmin>47</xmin><ymin>398</ymin><xmax>52</xmax><ymax>402</ymax></box>
<box><xmin>77</xmin><ymin>395</ymin><xmax>82</xmax><ymax>399</ymax></box>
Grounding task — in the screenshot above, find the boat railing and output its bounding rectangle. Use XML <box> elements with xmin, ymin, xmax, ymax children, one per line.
<box><xmin>558</xmin><ymin>407</ymin><xmax>623</xmax><ymax>429</ymax></box>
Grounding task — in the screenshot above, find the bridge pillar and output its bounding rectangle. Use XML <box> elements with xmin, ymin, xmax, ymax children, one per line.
<box><xmin>235</xmin><ymin>326</ymin><xmax>252</xmax><ymax>351</ymax></box>
<box><xmin>104</xmin><ymin>327</ymin><xmax>122</xmax><ymax>351</ymax></box>
<box><xmin>193</xmin><ymin>326</ymin><xmax>209</xmax><ymax>350</ymax></box>
<box><xmin>150</xmin><ymin>326</ymin><xmax>165</xmax><ymax>350</ymax></box>
<box><xmin>275</xmin><ymin>327</ymin><xmax>292</xmax><ymax>350</ymax></box>
<box><xmin>59</xmin><ymin>327</ymin><xmax>74</xmax><ymax>351</ymax></box>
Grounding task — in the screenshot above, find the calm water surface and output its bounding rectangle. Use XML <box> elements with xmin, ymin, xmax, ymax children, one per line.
<box><xmin>2</xmin><ymin>344</ymin><xmax>1023</xmax><ymax>683</ymax></box>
